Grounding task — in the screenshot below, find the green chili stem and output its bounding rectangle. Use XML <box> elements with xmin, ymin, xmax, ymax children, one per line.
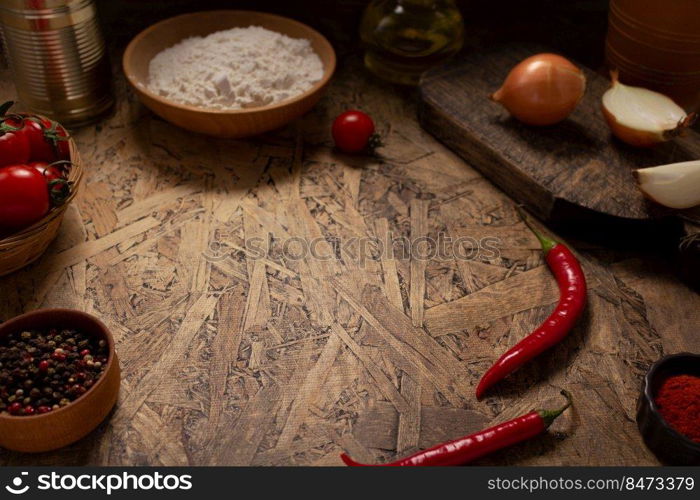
<box><xmin>515</xmin><ymin>206</ymin><xmax>557</xmax><ymax>254</ymax></box>
<box><xmin>538</xmin><ymin>390</ymin><xmax>573</xmax><ymax>428</ymax></box>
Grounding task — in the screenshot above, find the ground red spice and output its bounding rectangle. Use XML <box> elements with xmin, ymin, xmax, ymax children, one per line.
<box><xmin>654</xmin><ymin>374</ymin><xmax>700</xmax><ymax>443</ymax></box>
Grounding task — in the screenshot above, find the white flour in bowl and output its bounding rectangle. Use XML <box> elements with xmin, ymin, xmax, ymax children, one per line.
<box><xmin>147</xmin><ymin>26</ymin><xmax>324</xmax><ymax>110</ymax></box>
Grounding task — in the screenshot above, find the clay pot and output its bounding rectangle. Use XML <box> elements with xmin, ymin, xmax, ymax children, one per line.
<box><xmin>606</xmin><ymin>0</ymin><xmax>700</xmax><ymax>111</ymax></box>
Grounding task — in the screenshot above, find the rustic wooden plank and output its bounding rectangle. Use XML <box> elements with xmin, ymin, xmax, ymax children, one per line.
<box><xmin>329</xmin><ymin>322</ymin><xmax>410</xmax><ymax>414</ymax></box>
<box><xmin>200</xmin><ymin>287</ymin><xmax>247</xmax><ymax>447</ymax></box>
<box><xmin>409</xmin><ymin>199</ymin><xmax>429</xmax><ymax>327</ymax></box>
<box><xmin>113</xmin><ymin>294</ymin><xmax>219</xmax><ymax>425</ymax></box>
<box><xmin>424</xmin><ymin>266</ymin><xmax>560</xmax><ymax>336</ymax></box>
<box><xmin>208</xmin><ymin>382</ymin><xmax>282</xmax><ymax>465</ymax></box>
<box><xmin>333</xmin><ymin>279</ymin><xmax>469</xmax><ymax>407</ymax></box>
<box><xmin>130</xmin><ymin>405</ymin><xmax>189</xmax><ymax>466</ymax></box>
<box><xmin>374</xmin><ymin>217</ymin><xmax>404</xmax><ymax>312</ymax></box>
<box><xmin>396</xmin><ymin>372</ymin><xmax>422</xmax><ymax>454</ymax></box>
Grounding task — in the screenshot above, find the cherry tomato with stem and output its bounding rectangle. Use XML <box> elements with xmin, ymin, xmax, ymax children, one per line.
<box><xmin>25</xmin><ymin>115</ymin><xmax>71</xmax><ymax>161</ymax></box>
<box><xmin>332</xmin><ymin>110</ymin><xmax>382</xmax><ymax>154</ymax></box>
<box><xmin>0</xmin><ymin>102</ymin><xmax>31</xmax><ymax>167</ymax></box>
<box><xmin>0</xmin><ymin>101</ymin><xmax>71</xmax><ymax>163</ymax></box>
<box><xmin>0</xmin><ymin>164</ymin><xmax>50</xmax><ymax>231</ymax></box>
<box><xmin>0</xmin><ymin>128</ymin><xmax>30</xmax><ymax>167</ymax></box>
<box><xmin>11</xmin><ymin>116</ymin><xmax>56</xmax><ymax>161</ymax></box>
<box><xmin>29</xmin><ymin>160</ymin><xmax>66</xmax><ymax>182</ymax></box>
<box><xmin>29</xmin><ymin>160</ymin><xmax>72</xmax><ymax>205</ymax></box>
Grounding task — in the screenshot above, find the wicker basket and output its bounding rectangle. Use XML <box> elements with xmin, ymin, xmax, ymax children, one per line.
<box><xmin>0</xmin><ymin>138</ymin><xmax>83</xmax><ymax>276</ymax></box>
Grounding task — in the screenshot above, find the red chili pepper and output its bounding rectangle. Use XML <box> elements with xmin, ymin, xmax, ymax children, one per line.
<box><xmin>341</xmin><ymin>390</ymin><xmax>572</xmax><ymax>466</ymax></box>
<box><xmin>476</xmin><ymin>209</ymin><xmax>587</xmax><ymax>399</ymax></box>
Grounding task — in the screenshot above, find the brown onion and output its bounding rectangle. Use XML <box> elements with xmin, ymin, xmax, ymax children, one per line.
<box><xmin>490</xmin><ymin>53</ymin><xmax>586</xmax><ymax>126</ymax></box>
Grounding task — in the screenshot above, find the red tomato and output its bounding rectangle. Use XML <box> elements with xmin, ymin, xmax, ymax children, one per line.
<box><xmin>5</xmin><ymin>115</ymin><xmax>70</xmax><ymax>162</ymax></box>
<box><xmin>18</xmin><ymin>117</ymin><xmax>55</xmax><ymax>161</ymax></box>
<box><xmin>0</xmin><ymin>128</ymin><xmax>31</xmax><ymax>167</ymax></box>
<box><xmin>54</xmin><ymin>125</ymin><xmax>71</xmax><ymax>161</ymax></box>
<box><xmin>33</xmin><ymin>116</ymin><xmax>71</xmax><ymax>161</ymax></box>
<box><xmin>0</xmin><ymin>164</ymin><xmax>50</xmax><ymax>231</ymax></box>
<box><xmin>332</xmin><ymin>110</ymin><xmax>380</xmax><ymax>153</ymax></box>
<box><xmin>29</xmin><ymin>160</ymin><xmax>71</xmax><ymax>204</ymax></box>
<box><xmin>29</xmin><ymin>160</ymin><xmax>64</xmax><ymax>182</ymax></box>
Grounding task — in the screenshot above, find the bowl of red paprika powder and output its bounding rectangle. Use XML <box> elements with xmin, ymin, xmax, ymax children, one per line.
<box><xmin>637</xmin><ymin>353</ymin><xmax>700</xmax><ymax>465</ymax></box>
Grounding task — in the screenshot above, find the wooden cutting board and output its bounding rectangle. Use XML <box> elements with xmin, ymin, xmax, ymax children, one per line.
<box><xmin>418</xmin><ymin>44</ymin><xmax>700</xmax><ymax>225</ymax></box>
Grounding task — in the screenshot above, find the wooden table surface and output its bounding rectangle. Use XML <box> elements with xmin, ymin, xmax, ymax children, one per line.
<box><xmin>1</xmin><ymin>49</ymin><xmax>699</xmax><ymax>466</ymax></box>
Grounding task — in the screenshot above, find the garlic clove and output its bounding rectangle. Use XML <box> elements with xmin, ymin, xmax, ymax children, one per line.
<box><xmin>602</xmin><ymin>71</ymin><xmax>693</xmax><ymax>147</ymax></box>
<box><xmin>635</xmin><ymin>160</ymin><xmax>700</xmax><ymax>209</ymax></box>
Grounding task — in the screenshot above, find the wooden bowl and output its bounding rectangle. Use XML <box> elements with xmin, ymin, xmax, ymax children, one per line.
<box><xmin>0</xmin><ymin>309</ymin><xmax>120</xmax><ymax>453</ymax></box>
<box><xmin>122</xmin><ymin>10</ymin><xmax>336</xmax><ymax>138</ymax></box>
<box><xmin>0</xmin><ymin>138</ymin><xmax>83</xmax><ymax>276</ymax></box>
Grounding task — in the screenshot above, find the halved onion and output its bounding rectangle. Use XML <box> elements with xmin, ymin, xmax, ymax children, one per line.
<box><xmin>635</xmin><ymin>160</ymin><xmax>700</xmax><ymax>209</ymax></box>
<box><xmin>602</xmin><ymin>71</ymin><xmax>694</xmax><ymax>147</ymax></box>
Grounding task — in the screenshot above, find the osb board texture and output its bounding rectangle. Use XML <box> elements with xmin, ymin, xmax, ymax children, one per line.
<box><xmin>1</xmin><ymin>56</ymin><xmax>699</xmax><ymax>466</ymax></box>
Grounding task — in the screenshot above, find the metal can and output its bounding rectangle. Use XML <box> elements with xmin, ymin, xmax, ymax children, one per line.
<box><xmin>0</xmin><ymin>0</ymin><xmax>113</xmax><ymax>126</ymax></box>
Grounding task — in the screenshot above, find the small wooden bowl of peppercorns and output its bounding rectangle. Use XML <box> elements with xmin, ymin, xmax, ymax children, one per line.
<box><xmin>0</xmin><ymin>309</ymin><xmax>120</xmax><ymax>452</ymax></box>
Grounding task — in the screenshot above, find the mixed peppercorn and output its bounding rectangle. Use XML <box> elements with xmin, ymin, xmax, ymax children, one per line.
<box><xmin>0</xmin><ymin>328</ymin><xmax>108</xmax><ymax>416</ymax></box>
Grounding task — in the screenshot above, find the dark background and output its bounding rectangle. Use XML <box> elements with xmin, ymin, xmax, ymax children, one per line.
<box><xmin>97</xmin><ymin>0</ymin><xmax>611</xmax><ymax>68</ymax></box>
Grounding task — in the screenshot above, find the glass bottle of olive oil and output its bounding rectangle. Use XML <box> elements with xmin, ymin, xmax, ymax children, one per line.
<box><xmin>360</xmin><ymin>0</ymin><xmax>465</xmax><ymax>85</ymax></box>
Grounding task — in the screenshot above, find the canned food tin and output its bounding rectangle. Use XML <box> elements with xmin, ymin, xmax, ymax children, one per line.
<box><xmin>0</xmin><ymin>0</ymin><xmax>113</xmax><ymax>126</ymax></box>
